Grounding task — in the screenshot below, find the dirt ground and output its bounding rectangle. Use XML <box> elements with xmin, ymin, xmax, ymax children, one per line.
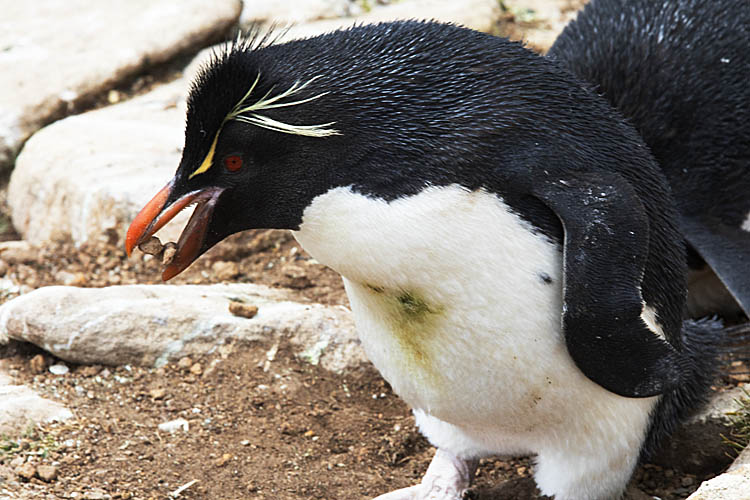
<box><xmin>0</xmin><ymin>2</ymin><xmax>746</xmax><ymax>498</ymax></box>
<box><xmin>0</xmin><ymin>222</ymin><xmax>743</xmax><ymax>500</ymax></box>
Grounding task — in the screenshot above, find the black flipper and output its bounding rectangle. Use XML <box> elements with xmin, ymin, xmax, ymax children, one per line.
<box><xmin>532</xmin><ymin>171</ymin><xmax>685</xmax><ymax>397</ymax></box>
<box><xmin>680</xmin><ymin>215</ymin><xmax>750</xmax><ymax>317</ymax></box>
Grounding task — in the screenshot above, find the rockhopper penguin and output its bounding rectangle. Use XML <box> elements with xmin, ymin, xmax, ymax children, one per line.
<box><xmin>126</xmin><ymin>18</ymin><xmax>726</xmax><ymax>500</ymax></box>
<box><xmin>549</xmin><ymin>0</ymin><xmax>750</xmax><ymax>319</ymax></box>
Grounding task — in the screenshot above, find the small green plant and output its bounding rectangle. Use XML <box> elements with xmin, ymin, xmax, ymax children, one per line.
<box><xmin>0</xmin><ymin>435</ymin><xmax>21</xmax><ymax>455</ymax></box>
<box><xmin>722</xmin><ymin>388</ymin><xmax>750</xmax><ymax>453</ymax></box>
<box><xmin>0</xmin><ymin>422</ymin><xmax>60</xmax><ymax>460</ymax></box>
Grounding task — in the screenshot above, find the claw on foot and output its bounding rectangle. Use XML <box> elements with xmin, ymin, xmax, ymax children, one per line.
<box><xmin>373</xmin><ymin>449</ymin><xmax>476</xmax><ymax>500</ymax></box>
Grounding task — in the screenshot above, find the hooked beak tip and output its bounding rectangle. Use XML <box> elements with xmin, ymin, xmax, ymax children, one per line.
<box><xmin>162</xmin><ymin>265</ymin><xmax>180</xmax><ymax>282</ymax></box>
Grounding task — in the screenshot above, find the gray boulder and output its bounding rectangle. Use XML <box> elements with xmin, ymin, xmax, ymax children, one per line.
<box><xmin>241</xmin><ymin>0</ymin><xmax>352</xmax><ymax>25</ymax></box>
<box><xmin>8</xmin><ymin>81</ymin><xmax>190</xmax><ymax>247</ymax></box>
<box><xmin>0</xmin><ymin>0</ymin><xmax>241</xmax><ymax>172</ymax></box>
<box><xmin>0</xmin><ymin>368</ymin><xmax>73</xmax><ymax>436</ymax></box>
<box><xmin>687</xmin><ymin>445</ymin><xmax>750</xmax><ymax>499</ymax></box>
<box><xmin>275</xmin><ymin>0</ymin><xmax>502</xmax><ymax>43</ymax></box>
<box><xmin>0</xmin><ymin>283</ymin><xmax>365</xmax><ymax>373</ymax></box>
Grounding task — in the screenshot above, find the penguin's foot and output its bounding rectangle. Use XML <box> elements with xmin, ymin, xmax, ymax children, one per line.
<box><xmin>373</xmin><ymin>448</ymin><xmax>477</xmax><ymax>500</ymax></box>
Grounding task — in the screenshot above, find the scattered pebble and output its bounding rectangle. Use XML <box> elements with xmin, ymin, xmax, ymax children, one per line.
<box><xmin>138</xmin><ymin>236</ymin><xmax>164</xmax><ymax>256</ymax></box>
<box><xmin>177</xmin><ymin>357</ymin><xmax>193</xmax><ymax>370</ymax></box>
<box><xmin>212</xmin><ymin>261</ymin><xmax>240</xmax><ymax>281</ymax></box>
<box><xmin>137</xmin><ymin>237</ymin><xmax>177</xmax><ymax>266</ymax></box>
<box><xmin>149</xmin><ymin>388</ymin><xmax>167</xmax><ymax>400</ymax></box>
<box><xmin>55</xmin><ymin>270</ymin><xmax>86</xmax><ymax>286</ymax></box>
<box><xmin>282</xmin><ymin>264</ymin><xmax>311</xmax><ymax>288</ymax></box>
<box><xmin>228</xmin><ymin>301</ymin><xmax>258</xmax><ymax>319</ymax></box>
<box><xmin>162</xmin><ymin>242</ymin><xmax>178</xmax><ymax>266</ymax></box>
<box><xmin>77</xmin><ymin>365</ymin><xmax>102</xmax><ymax>377</ymax></box>
<box><xmin>83</xmin><ymin>488</ymin><xmax>111</xmax><ymax>499</ymax></box>
<box><xmin>279</xmin><ymin>421</ymin><xmax>294</xmax><ymax>435</ymax></box>
<box><xmin>107</xmin><ymin>89</ymin><xmax>120</xmax><ymax>104</ymax></box>
<box><xmin>190</xmin><ymin>363</ymin><xmax>203</xmax><ymax>375</ymax></box>
<box><xmin>214</xmin><ymin>453</ymin><xmax>232</xmax><ymax>467</ymax></box>
<box><xmin>284</xmin><ymin>265</ymin><xmax>306</xmax><ymax>279</ymax></box>
<box><xmin>37</xmin><ymin>464</ymin><xmax>58</xmax><ymax>482</ymax></box>
<box><xmin>29</xmin><ymin>354</ymin><xmax>46</xmax><ymax>373</ymax></box>
<box><xmin>49</xmin><ymin>363</ymin><xmax>69</xmax><ymax>375</ymax></box>
<box><xmin>9</xmin><ymin>456</ymin><xmax>25</xmax><ymax>469</ymax></box>
<box><xmin>0</xmin><ymin>241</ymin><xmax>38</xmax><ymax>264</ymax></box>
<box><xmin>15</xmin><ymin>462</ymin><xmax>36</xmax><ymax>480</ymax></box>
<box><xmin>158</xmin><ymin>418</ymin><xmax>189</xmax><ymax>433</ymax></box>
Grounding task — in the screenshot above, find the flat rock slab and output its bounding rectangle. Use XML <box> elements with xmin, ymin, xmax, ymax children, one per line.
<box><xmin>7</xmin><ymin>0</ymin><xmax>560</xmax><ymax>250</ymax></box>
<box><xmin>0</xmin><ymin>0</ymin><xmax>241</xmax><ymax>171</ymax></box>
<box><xmin>246</xmin><ymin>0</ymin><xmax>577</xmax><ymax>52</ymax></box>
<box><xmin>687</xmin><ymin>445</ymin><xmax>750</xmax><ymax>499</ymax></box>
<box><xmin>501</xmin><ymin>0</ymin><xmax>583</xmax><ymax>52</ymax></box>
<box><xmin>654</xmin><ymin>386</ymin><xmax>750</xmax><ymax>475</ymax></box>
<box><xmin>241</xmin><ymin>0</ymin><xmax>352</xmax><ymax>25</ymax></box>
<box><xmin>276</xmin><ymin>0</ymin><xmax>502</xmax><ymax>42</ymax></box>
<box><xmin>0</xmin><ymin>369</ymin><xmax>73</xmax><ymax>436</ymax></box>
<box><xmin>0</xmin><ymin>284</ymin><xmax>365</xmax><ymax>373</ymax></box>
<box><xmin>8</xmin><ymin>80</ymin><xmax>190</xmax><ymax>247</ymax></box>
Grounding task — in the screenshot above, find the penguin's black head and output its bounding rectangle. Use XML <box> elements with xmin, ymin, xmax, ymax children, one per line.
<box><xmin>124</xmin><ymin>20</ymin><xmax>650</xmax><ymax>282</ymax></box>
<box><xmin>126</xmin><ymin>20</ymin><xmax>532</xmax><ymax>280</ymax></box>
<box><xmin>125</xmin><ymin>30</ymin><xmax>355</xmax><ymax>279</ymax></box>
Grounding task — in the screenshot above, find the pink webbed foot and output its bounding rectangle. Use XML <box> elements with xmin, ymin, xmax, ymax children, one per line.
<box><xmin>373</xmin><ymin>449</ymin><xmax>477</xmax><ymax>500</ymax></box>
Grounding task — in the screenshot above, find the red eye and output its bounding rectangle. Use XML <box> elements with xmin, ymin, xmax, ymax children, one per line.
<box><xmin>224</xmin><ymin>155</ymin><xmax>243</xmax><ymax>172</ymax></box>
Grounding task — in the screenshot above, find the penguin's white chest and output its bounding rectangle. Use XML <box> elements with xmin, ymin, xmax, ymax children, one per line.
<box><xmin>294</xmin><ymin>185</ymin><xmax>601</xmax><ymax>430</ymax></box>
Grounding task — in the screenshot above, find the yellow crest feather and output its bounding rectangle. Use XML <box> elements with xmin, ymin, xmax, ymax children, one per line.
<box><xmin>226</xmin><ymin>74</ymin><xmax>340</xmax><ymax>137</ymax></box>
<box><xmin>189</xmin><ymin>73</ymin><xmax>338</xmax><ymax>179</ymax></box>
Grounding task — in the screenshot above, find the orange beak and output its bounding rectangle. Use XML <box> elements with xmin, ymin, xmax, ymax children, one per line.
<box><xmin>125</xmin><ymin>183</ymin><xmax>172</xmax><ymax>257</ymax></box>
<box><xmin>125</xmin><ymin>182</ymin><xmax>224</xmax><ymax>281</ymax></box>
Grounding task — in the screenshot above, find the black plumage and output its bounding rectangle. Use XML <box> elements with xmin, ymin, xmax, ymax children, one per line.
<box><xmin>549</xmin><ymin>0</ymin><xmax>750</xmax><ymax>318</ymax></box>
<box><xmin>126</xmin><ymin>4</ymin><xmax>746</xmax><ymax>498</ymax></box>
<box><xmin>166</xmin><ymin>21</ymin><xmax>695</xmax><ymax>397</ymax></box>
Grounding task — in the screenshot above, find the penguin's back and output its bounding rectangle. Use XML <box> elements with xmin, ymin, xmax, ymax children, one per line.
<box><xmin>549</xmin><ymin>0</ymin><xmax>750</xmax><ymax>221</ymax></box>
<box><xmin>549</xmin><ymin>0</ymin><xmax>750</xmax><ymax>317</ymax></box>
<box><xmin>277</xmin><ymin>21</ymin><xmax>690</xmax><ymax>397</ymax></box>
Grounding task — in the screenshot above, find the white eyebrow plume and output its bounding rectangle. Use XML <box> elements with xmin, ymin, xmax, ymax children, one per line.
<box><xmin>226</xmin><ymin>74</ymin><xmax>340</xmax><ymax>137</ymax></box>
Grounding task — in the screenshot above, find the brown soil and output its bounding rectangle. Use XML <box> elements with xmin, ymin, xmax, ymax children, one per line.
<box><xmin>0</xmin><ymin>224</ymin><xmax>738</xmax><ymax>500</ymax></box>
<box><xmin>0</xmin><ymin>1</ymin><xmax>743</xmax><ymax>498</ymax></box>
<box><xmin>0</xmin><ymin>342</ymin><xmax>723</xmax><ymax>500</ymax></box>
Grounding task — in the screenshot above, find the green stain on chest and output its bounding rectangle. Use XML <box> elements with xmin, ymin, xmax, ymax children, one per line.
<box><xmin>396</xmin><ymin>291</ymin><xmax>434</xmax><ymax>316</ymax></box>
<box><xmin>364</xmin><ymin>285</ymin><xmax>445</xmax><ymax>371</ymax></box>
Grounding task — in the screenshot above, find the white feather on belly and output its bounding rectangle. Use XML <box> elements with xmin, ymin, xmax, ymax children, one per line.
<box><xmin>294</xmin><ymin>184</ymin><xmax>656</xmax><ymax>458</ymax></box>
